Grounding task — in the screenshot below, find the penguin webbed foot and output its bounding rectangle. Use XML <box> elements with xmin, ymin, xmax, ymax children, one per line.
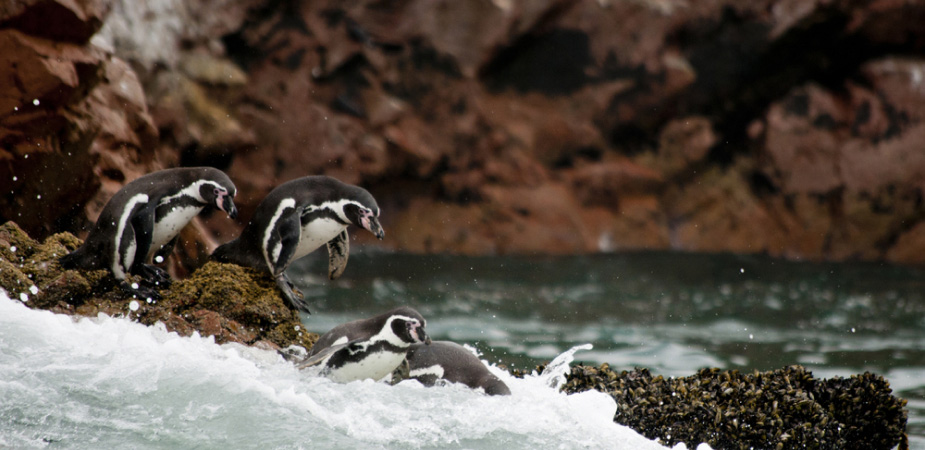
<box><xmin>120</xmin><ymin>280</ymin><xmax>161</xmax><ymax>301</ymax></box>
<box><xmin>276</xmin><ymin>274</ymin><xmax>311</xmax><ymax>314</ymax></box>
<box><xmin>133</xmin><ymin>263</ymin><xmax>172</xmax><ymax>288</ymax></box>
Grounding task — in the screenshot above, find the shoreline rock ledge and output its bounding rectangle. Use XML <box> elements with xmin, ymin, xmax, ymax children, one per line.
<box><xmin>0</xmin><ymin>220</ymin><xmax>909</xmax><ymax>449</ymax></box>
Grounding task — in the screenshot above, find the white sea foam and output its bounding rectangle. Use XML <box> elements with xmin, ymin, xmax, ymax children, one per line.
<box><xmin>0</xmin><ymin>293</ymin><xmax>709</xmax><ymax>449</ymax></box>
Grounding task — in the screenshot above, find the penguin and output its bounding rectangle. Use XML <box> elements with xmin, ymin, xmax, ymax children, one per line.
<box><xmin>60</xmin><ymin>167</ymin><xmax>237</xmax><ymax>299</ymax></box>
<box><xmin>211</xmin><ymin>175</ymin><xmax>384</xmax><ymax>312</ymax></box>
<box><xmin>296</xmin><ymin>306</ymin><xmax>431</xmax><ymax>383</ymax></box>
<box><xmin>403</xmin><ymin>341</ymin><xmax>511</xmax><ymax>396</ymax></box>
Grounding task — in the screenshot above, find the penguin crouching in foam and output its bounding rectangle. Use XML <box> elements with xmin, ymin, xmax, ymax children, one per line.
<box><xmin>211</xmin><ymin>175</ymin><xmax>384</xmax><ymax>313</ymax></box>
<box><xmin>60</xmin><ymin>167</ymin><xmax>238</xmax><ymax>299</ymax></box>
<box><xmin>404</xmin><ymin>341</ymin><xmax>511</xmax><ymax>396</ymax></box>
<box><xmin>296</xmin><ymin>306</ymin><xmax>430</xmax><ymax>383</ymax></box>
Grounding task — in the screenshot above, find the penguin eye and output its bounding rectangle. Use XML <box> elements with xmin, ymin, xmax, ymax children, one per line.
<box><xmin>214</xmin><ymin>188</ymin><xmax>223</xmax><ymax>196</ymax></box>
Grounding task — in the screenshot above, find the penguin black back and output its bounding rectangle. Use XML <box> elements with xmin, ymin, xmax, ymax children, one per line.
<box><xmin>212</xmin><ymin>175</ymin><xmax>384</xmax><ymax>312</ymax></box>
<box><xmin>406</xmin><ymin>341</ymin><xmax>512</xmax><ymax>396</ymax></box>
<box><xmin>60</xmin><ymin>167</ymin><xmax>237</xmax><ymax>298</ymax></box>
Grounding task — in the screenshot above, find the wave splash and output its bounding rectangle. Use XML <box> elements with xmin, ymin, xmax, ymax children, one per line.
<box><xmin>0</xmin><ymin>293</ymin><xmax>707</xmax><ymax>449</ymax></box>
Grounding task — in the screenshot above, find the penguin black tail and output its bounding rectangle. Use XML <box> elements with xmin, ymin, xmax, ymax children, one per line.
<box><xmin>211</xmin><ymin>238</ymin><xmax>263</xmax><ymax>270</ymax></box>
<box><xmin>59</xmin><ymin>247</ymin><xmax>101</xmax><ymax>271</ymax></box>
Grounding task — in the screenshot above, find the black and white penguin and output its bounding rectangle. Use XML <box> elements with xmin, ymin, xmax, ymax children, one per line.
<box><xmin>211</xmin><ymin>175</ymin><xmax>384</xmax><ymax>312</ymax></box>
<box><xmin>403</xmin><ymin>341</ymin><xmax>511</xmax><ymax>396</ymax></box>
<box><xmin>60</xmin><ymin>167</ymin><xmax>237</xmax><ymax>299</ymax></box>
<box><xmin>296</xmin><ymin>306</ymin><xmax>430</xmax><ymax>383</ymax></box>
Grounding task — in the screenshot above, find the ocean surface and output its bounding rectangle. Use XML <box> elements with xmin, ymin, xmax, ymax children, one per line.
<box><xmin>2</xmin><ymin>251</ymin><xmax>923</xmax><ymax>448</ymax></box>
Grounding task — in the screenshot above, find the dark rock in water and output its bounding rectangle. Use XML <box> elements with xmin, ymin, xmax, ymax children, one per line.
<box><xmin>0</xmin><ymin>221</ymin><xmax>318</xmax><ymax>351</ymax></box>
<box><xmin>559</xmin><ymin>364</ymin><xmax>908</xmax><ymax>450</ymax></box>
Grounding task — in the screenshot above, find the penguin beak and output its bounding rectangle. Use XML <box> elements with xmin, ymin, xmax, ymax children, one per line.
<box><xmin>220</xmin><ymin>196</ymin><xmax>238</xmax><ymax>220</ymax></box>
<box><xmin>361</xmin><ymin>215</ymin><xmax>385</xmax><ymax>240</ymax></box>
<box><xmin>417</xmin><ymin>326</ymin><xmax>431</xmax><ymax>345</ymax></box>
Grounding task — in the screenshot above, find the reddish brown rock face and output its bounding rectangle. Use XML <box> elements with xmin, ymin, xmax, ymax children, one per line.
<box><xmin>5</xmin><ymin>0</ymin><xmax>925</xmax><ymax>263</ymax></box>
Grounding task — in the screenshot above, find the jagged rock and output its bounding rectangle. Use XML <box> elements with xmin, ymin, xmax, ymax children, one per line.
<box><xmin>7</xmin><ymin>0</ymin><xmax>925</xmax><ymax>262</ymax></box>
<box><xmin>560</xmin><ymin>364</ymin><xmax>908</xmax><ymax>450</ymax></box>
<box><xmin>0</xmin><ymin>221</ymin><xmax>319</xmax><ymax>350</ymax></box>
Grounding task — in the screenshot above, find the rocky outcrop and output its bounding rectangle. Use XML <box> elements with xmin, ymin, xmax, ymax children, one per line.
<box><xmin>561</xmin><ymin>364</ymin><xmax>908</xmax><ymax>450</ymax></box>
<box><xmin>0</xmin><ymin>0</ymin><xmax>159</xmax><ymax>239</ymax></box>
<box><xmin>0</xmin><ymin>221</ymin><xmax>317</xmax><ymax>349</ymax></box>
<box><xmin>5</xmin><ymin>0</ymin><xmax>925</xmax><ymax>263</ymax></box>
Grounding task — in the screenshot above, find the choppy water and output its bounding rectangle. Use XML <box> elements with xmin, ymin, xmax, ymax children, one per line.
<box><xmin>0</xmin><ymin>293</ymin><xmax>689</xmax><ymax>449</ymax></box>
<box><xmin>291</xmin><ymin>251</ymin><xmax>925</xmax><ymax>448</ymax></box>
<box><xmin>2</xmin><ymin>251</ymin><xmax>923</xmax><ymax>448</ymax></box>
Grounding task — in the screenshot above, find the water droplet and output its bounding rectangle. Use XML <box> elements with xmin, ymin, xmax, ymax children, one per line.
<box><xmin>131</xmin><ymin>282</ymin><xmax>139</xmax><ymax>289</ymax></box>
<box><xmin>29</xmin><ymin>285</ymin><xmax>38</xmax><ymax>295</ymax></box>
<box><xmin>10</xmin><ymin>246</ymin><xmax>16</xmax><ymax>253</ymax></box>
<box><xmin>154</xmin><ymin>255</ymin><xmax>164</xmax><ymax>263</ymax></box>
<box><xmin>740</xmin><ymin>268</ymin><xmax>745</xmax><ymax>273</ymax></box>
<box><xmin>32</xmin><ymin>99</ymin><xmax>40</xmax><ymax>106</ymax></box>
<box><xmin>129</xmin><ymin>300</ymin><xmax>140</xmax><ymax>311</ymax></box>
<box><xmin>19</xmin><ymin>292</ymin><xmax>29</xmax><ymax>302</ymax></box>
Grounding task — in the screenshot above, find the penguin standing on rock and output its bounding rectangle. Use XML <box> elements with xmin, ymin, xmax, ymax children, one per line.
<box><xmin>211</xmin><ymin>175</ymin><xmax>384</xmax><ymax>313</ymax></box>
<box><xmin>296</xmin><ymin>306</ymin><xmax>431</xmax><ymax>383</ymax></box>
<box><xmin>60</xmin><ymin>167</ymin><xmax>238</xmax><ymax>299</ymax></box>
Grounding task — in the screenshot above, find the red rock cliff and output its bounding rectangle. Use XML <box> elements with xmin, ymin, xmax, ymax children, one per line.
<box><xmin>4</xmin><ymin>0</ymin><xmax>925</xmax><ymax>263</ymax></box>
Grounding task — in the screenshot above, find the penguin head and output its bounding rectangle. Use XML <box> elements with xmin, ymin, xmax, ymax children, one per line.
<box><xmin>343</xmin><ymin>202</ymin><xmax>384</xmax><ymax>240</ymax></box>
<box><xmin>201</xmin><ymin>182</ymin><xmax>238</xmax><ymax>219</ymax></box>
<box><xmin>384</xmin><ymin>307</ymin><xmax>431</xmax><ymax>346</ymax></box>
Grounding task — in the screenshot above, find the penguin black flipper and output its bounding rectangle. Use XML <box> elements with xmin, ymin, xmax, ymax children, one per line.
<box><xmin>295</xmin><ymin>341</ymin><xmax>356</xmax><ymax>370</ymax></box>
<box><xmin>127</xmin><ymin>202</ymin><xmax>169</xmax><ymax>289</ymax></box>
<box><xmin>270</xmin><ymin>210</ymin><xmax>311</xmax><ymax>313</ymax></box>
<box><xmin>326</xmin><ymin>230</ymin><xmax>349</xmax><ymax>280</ymax></box>
<box><xmin>152</xmin><ymin>235</ymin><xmax>179</xmax><ymax>265</ymax></box>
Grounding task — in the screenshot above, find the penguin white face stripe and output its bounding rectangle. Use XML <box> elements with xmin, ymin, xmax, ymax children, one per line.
<box><xmin>158</xmin><ymin>180</ymin><xmax>223</xmax><ymax>205</ymax></box>
<box><xmin>368</xmin><ymin>315</ymin><xmax>423</xmax><ymax>348</ymax></box>
<box><xmin>262</xmin><ymin>198</ymin><xmax>296</xmax><ymax>272</ymax></box>
<box><xmin>410</xmin><ymin>364</ymin><xmax>445</xmax><ymax>379</ymax></box>
<box><xmin>112</xmin><ymin>193</ymin><xmax>149</xmax><ymax>279</ymax></box>
<box><xmin>303</xmin><ymin>199</ymin><xmax>372</xmax><ymax>223</ymax></box>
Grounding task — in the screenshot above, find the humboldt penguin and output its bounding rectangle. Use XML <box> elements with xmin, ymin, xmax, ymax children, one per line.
<box><xmin>296</xmin><ymin>306</ymin><xmax>430</xmax><ymax>383</ymax></box>
<box><xmin>404</xmin><ymin>341</ymin><xmax>511</xmax><ymax>396</ymax></box>
<box><xmin>60</xmin><ymin>167</ymin><xmax>237</xmax><ymax>299</ymax></box>
<box><xmin>211</xmin><ymin>175</ymin><xmax>383</xmax><ymax>312</ymax></box>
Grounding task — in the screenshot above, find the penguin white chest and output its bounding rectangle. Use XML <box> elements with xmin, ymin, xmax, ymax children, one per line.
<box><xmin>293</xmin><ymin>218</ymin><xmax>347</xmax><ymax>260</ymax></box>
<box><xmin>149</xmin><ymin>206</ymin><xmax>203</xmax><ymax>258</ymax></box>
<box><xmin>327</xmin><ymin>350</ymin><xmax>407</xmax><ymax>383</ymax></box>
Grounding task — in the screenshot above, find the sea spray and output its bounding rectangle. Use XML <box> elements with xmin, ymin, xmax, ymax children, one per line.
<box><xmin>0</xmin><ymin>292</ymin><xmax>685</xmax><ymax>449</ymax></box>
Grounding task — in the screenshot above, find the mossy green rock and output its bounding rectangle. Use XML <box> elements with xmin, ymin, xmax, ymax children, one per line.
<box><xmin>0</xmin><ymin>221</ymin><xmax>318</xmax><ymax>351</ymax></box>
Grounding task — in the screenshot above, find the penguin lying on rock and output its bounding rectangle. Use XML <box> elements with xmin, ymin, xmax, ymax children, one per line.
<box><xmin>296</xmin><ymin>306</ymin><xmax>430</xmax><ymax>383</ymax></box>
<box><xmin>211</xmin><ymin>175</ymin><xmax>384</xmax><ymax>313</ymax></box>
<box><xmin>60</xmin><ymin>167</ymin><xmax>237</xmax><ymax>299</ymax></box>
<box><xmin>403</xmin><ymin>340</ymin><xmax>511</xmax><ymax>396</ymax></box>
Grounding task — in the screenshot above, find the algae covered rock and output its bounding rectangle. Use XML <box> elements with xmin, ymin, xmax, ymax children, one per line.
<box><xmin>0</xmin><ymin>221</ymin><xmax>318</xmax><ymax>352</ymax></box>
<box><xmin>0</xmin><ymin>221</ymin><xmax>38</xmax><ymax>264</ymax></box>
<box><xmin>561</xmin><ymin>364</ymin><xmax>908</xmax><ymax>450</ymax></box>
<box><xmin>152</xmin><ymin>261</ymin><xmax>318</xmax><ymax>349</ymax></box>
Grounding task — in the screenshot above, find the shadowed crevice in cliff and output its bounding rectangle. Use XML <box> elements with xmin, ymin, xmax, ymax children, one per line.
<box><xmin>675</xmin><ymin>5</ymin><xmax>925</xmax><ymax>165</ymax></box>
<box><xmin>480</xmin><ymin>29</ymin><xmax>593</xmax><ymax>95</ymax></box>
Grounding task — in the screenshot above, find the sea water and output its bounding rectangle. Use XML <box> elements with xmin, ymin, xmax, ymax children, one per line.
<box><xmin>3</xmin><ymin>250</ymin><xmax>923</xmax><ymax>449</ymax></box>
<box><xmin>0</xmin><ymin>293</ymin><xmax>703</xmax><ymax>449</ymax></box>
<box><xmin>292</xmin><ymin>252</ymin><xmax>925</xmax><ymax>449</ymax></box>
